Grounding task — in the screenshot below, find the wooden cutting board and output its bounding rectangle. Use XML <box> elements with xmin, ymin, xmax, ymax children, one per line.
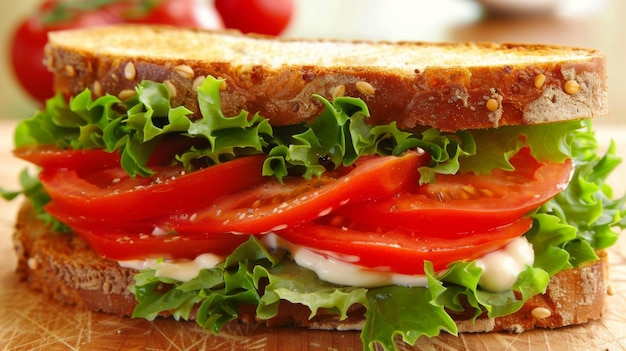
<box><xmin>1</xmin><ymin>119</ymin><xmax>625</xmax><ymax>351</ymax></box>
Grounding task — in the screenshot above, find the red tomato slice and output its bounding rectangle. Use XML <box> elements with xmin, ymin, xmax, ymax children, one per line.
<box><xmin>335</xmin><ymin>148</ymin><xmax>573</xmax><ymax>234</ymax></box>
<box><xmin>74</xmin><ymin>228</ymin><xmax>248</xmax><ymax>261</ymax></box>
<box><xmin>15</xmin><ymin>146</ymin><xmax>122</xmax><ymax>171</ymax></box>
<box><xmin>37</xmin><ymin>151</ymin><xmax>267</xmax><ymax>221</ymax></box>
<box><xmin>15</xmin><ymin>136</ymin><xmax>201</xmax><ymax>170</ymax></box>
<box><xmin>47</xmin><ymin>200</ymin><xmax>241</xmax><ymax>260</ymax></box>
<box><xmin>45</xmin><ymin>201</ymin><xmax>157</xmax><ymax>235</ymax></box>
<box><xmin>46</xmin><ymin>202</ymin><xmax>246</xmax><ymax>260</ymax></box>
<box><xmin>277</xmin><ymin>218</ymin><xmax>533</xmax><ymax>275</ymax></box>
<box><xmin>170</xmin><ymin>151</ymin><xmax>430</xmax><ymax>235</ymax></box>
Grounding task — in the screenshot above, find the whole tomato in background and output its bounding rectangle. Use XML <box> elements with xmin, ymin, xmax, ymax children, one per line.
<box><xmin>215</xmin><ymin>0</ymin><xmax>294</xmax><ymax>36</ymax></box>
<box><xmin>9</xmin><ymin>0</ymin><xmax>223</xmax><ymax>105</ymax></box>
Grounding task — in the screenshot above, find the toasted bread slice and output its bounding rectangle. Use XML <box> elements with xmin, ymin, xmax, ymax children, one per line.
<box><xmin>14</xmin><ymin>201</ymin><xmax>608</xmax><ymax>333</ymax></box>
<box><xmin>45</xmin><ymin>24</ymin><xmax>607</xmax><ymax>132</ymax></box>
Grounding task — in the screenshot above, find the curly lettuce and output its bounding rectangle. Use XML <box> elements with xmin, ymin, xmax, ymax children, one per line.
<box><xmin>12</xmin><ymin>76</ymin><xmax>479</xmax><ymax>182</ymax></box>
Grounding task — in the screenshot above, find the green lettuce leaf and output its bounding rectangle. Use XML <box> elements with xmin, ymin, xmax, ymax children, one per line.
<box><xmin>361</xmin><ymin>262</ymin><xmax>457</xmax><ymax>350</ymax></box>
<box><xmin>0</xmin><ymin>168</ymin><xmax>68</xmax><ymax>232</ymax></box>
<box><xmin>524</xmin><ymin>214</ymin><xmax>577</xmax><ymax>276</ymax></box>
<box><xmin>10</xmin><ymin>76</ymin><xmax>500</xmax><ymax>183</ymax></box>
<box><xmin>130</xmin><ymin>237</ymin><xmax>553</xmax><ymax>351</ymax></box>
<box><xmin>132</xmin><ymin>237</ymin><xmax>279</xmax><ymax>333</ymax></box>
<box><xmin>474</xmin><ymin>265</ymin><xmax>549</xmax><ymax>318</ymax></box>
<box><xmin>254</xmin><ymin>260</ymin><xmax>368</xmax><ymax>320</ymax></box>
<box><xmin>538</xmin><ymin>120</ymin><xmax>626</xmax><ymax>265</ymax></box>
<box><xmin>459</xmin><ymin>120</ymin><xmax>582</xmax><ymax>175</ymax></box>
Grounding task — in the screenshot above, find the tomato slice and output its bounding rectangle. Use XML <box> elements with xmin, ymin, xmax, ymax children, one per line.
<box><xmin>19</xmin><ymin>144</ymin><xmax>563</xmax><ymax>269</ymax></box>
<box><xmin>36</xmin><ymin>151</ymin><xmax>267</xmax><ymax>221</ymax></box>
<box><xmin>277</xmin><ymin>218</ymin><xmax>533</xmax><ymax>275</ymax></box>
<box><xmin>45</xmin><ymin>202</ymin><xmax>247</xmax><ymax>260</ymax></box>
<box><xmin>15</xmin><ymin>137</ymin><xmax>203</xmax><ymax>170</ymax></box>
<box><xmin>72</xmin><ymin>227</ymin><xmax>248</xmax><ymax>261</ymax></box>
<box><xmin>170</xmin><ymin>151</ymin><xmax>430</xmax><ymax>235</ymax></box>
<box><xmin>334</xmin><ymin>148</ymin><xmax>573</xmax><ymax>234</ymax></box>
<box><xmin>15</xmin><ymin>146</ymin><xmax>121</xmax><ymax>171</ymax></box>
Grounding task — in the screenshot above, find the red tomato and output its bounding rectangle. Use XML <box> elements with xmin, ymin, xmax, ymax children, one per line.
<box><xmin>31</xmin><ymin>149</ymin><xmax>267</xmax><ymax>221</ymax></box>
<box><xmin>46</xmin><ymin>202</ymin><xmax>247</xmax><ymax>260</ymax></box>
<box><xmin>18</xmin><ymin>144</ymin><xmax>568</xmax><ymax>268</ymax></box>
<box><xmin>277</xmin><ymin>218</ymin><xmax>533</xmax><ymax>275</ymax></box>
<box><xmin>170</xmin><ymin>152</ymin><xmax>429</xmax><ymax>235</ymax></box>
<box><xmin>15</xmin><ymin>136</ymin><xmax>207</xmax><ymax>170</ymax></box>
<box><xmin>214</xmin><ymin>0</ymin><xmax>294</xmax><ymax>36</ymax></box>
<box><xmin>74</xmin><ymin>226</ymin><xmax>248</xmax><ymax>260</ymax></box>
<box><xmin>15</xmin><ymin>146</ymin><xmax>121</xmax><ymax>170</ymax></box>
<box><xmin>10</xmin><ymin>5</ymin><xmax>118</xmax><ymax>103</ymax></box>
<box><xmin>334</xmin><ymin>148</ymin><xmax>573</xmax><ymax>234</ymax></box>
<box><xmin>122</xmin><ymin>0</ymin><xmax>223</xmax><ymax>28</ymax></box>
<box><xmin>9</xmin><ymin>0</ymin><xmax>222</xmax><ymax>104</ymax></box>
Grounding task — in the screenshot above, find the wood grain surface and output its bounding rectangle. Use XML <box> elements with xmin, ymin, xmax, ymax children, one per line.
<box><xmin>1</xmin><ymin>117</ymin><xmax>625</xmax><ymax>351</ymax></box>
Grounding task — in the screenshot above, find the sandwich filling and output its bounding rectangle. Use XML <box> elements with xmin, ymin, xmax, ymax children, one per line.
<box><xmin>3</xmin><ymin>76</ymin><xmax>625</xmax><ymax>351</ymax></box>
<box><xmin>119</xmin><ymin>234</ymin><xmax>534</xmax><ymax>291</ymax></box>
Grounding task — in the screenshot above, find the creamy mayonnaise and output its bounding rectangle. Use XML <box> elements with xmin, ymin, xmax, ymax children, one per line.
<box><xmin>118</xmin><ymin>253</ymin><xmax>223</xmax><ymax>282</ymax></box>
<box><xmin>262</xmin><ymin>233</ymin><xmax>429</xmax><ymax>288</ymax></box>
<box><xmin>263</xmin><ymin>234</ymin><xmax>534</xmax><ymax>291</ymax></box>
<box><xmin>117</xmin><ymin>234</ymin><xmax>534</xmax><ymax>292</ymax></box>
<box><xmin>474</xmin><ymin>236</ymin><xmax>535</xmax><ymax>292</ymax></box>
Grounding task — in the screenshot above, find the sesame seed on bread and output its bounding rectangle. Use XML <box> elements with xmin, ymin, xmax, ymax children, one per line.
<box><xmin>44</xmin><ymin>24</ymin><xmax>607</xmax><ymax>132</ymax></box>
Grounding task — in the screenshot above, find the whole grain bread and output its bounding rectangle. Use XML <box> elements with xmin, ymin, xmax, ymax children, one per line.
<box><xmin>14</xmin><ymin>201</ymin><xmax>609</xmax><ymax>333</ymax></box>
<box><xmin>45</xmin><ymin>24</ymin><xmax>607</xmax><ymax>132</ymax></box>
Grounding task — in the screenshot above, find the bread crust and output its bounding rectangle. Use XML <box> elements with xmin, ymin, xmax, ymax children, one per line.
<box><xmin>14</xmin><ymin>201</ymin><xmax>608</xmax><ymax>333</ymax></box>
<box><xmin>45</xmin><ymin>25</ymin><xmax>607</xmax><ymax>132</ymax></box>
<box><xmin>14</xmin><ymin>202</ymin><xmax>138</xmax><ymax>316</ymax></box>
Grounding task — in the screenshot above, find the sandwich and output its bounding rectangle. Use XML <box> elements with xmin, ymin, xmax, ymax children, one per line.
<box><xmin>4</xmin><ymin>24</ymin><xmax>625</xmax><ymax>351</ymax></box>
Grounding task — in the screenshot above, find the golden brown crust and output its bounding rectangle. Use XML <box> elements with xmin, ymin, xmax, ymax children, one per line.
<box><xmin>14</xmin><ymin>201</ymin><xmax>608</xmax><ymax>333</ymax></box>
<box><xmin>14</xmin><ymin>202</ymin><xmax>138</xmax><ymax>316</ymax></box>
<box><xmin>45</xmin><ymin>25</ymin><xmax>608</xmax><ymax>132</ymax></box>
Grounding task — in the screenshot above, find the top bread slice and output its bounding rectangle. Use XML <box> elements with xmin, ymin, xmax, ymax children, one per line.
<box><xmin>45</xmin><ymin>24</ymin><xmax>607</xmax><ymax>132</ymax></box>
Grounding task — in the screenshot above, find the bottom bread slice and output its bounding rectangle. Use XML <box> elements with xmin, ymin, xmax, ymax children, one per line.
<box><xmin>13</xmin><ymin>201</ymin><xmax>608</xmax><ymax>333</ymax></box>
